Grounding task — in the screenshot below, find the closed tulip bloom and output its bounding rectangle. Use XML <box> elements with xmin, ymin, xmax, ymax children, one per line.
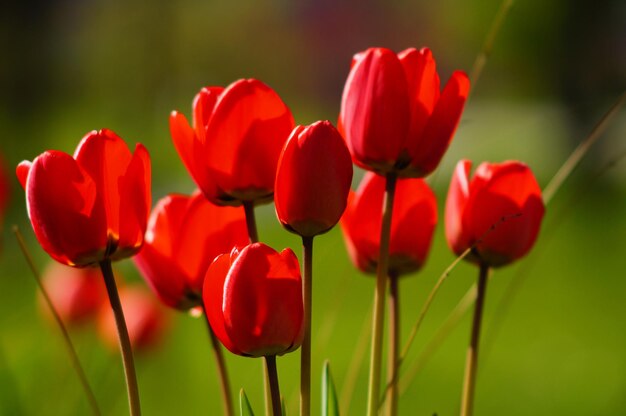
<box><xmin>204</xmin><ymin>243</ymin><xmax>304</xmax><ymax>357</ymax></box>
<box><xmin>170</xmin><ymin>79</ymin><xmax>295</xmax><ymax>206</ymax></box>
<box><xmin>445</xmin><ymin>160</ymin><xmax>545</xmax><ymax>267</ymax></box>
<box><xmin>134</xmin><ymin>190</ymin><xmax>248</xmax><ymax>310</ymax></box>
<box><xmin>98</xmin><ymin>286</ymin><xmax>169</xmax><ymax>352</ymax></box>
<box><xmin>340</xmin><ymin>47</ymin><xmax>470</xmax><ymax>177</ymax></box>
<box><xmin>39</xmin><ymin>263</ymin><xmax>106</xmax><ymax>325</ymax></box>
<box><xmin>340</xmin><ymin>172</ymin><xmax>437</xmax><ymax>276</ymax></box>
<box><xmin>16</xmin><ymin>129</ymin><xmax>151</xmax><ymax>267</ymax></box>
<box><xmin>275</xmin><ymin>121</ymin><xmax>353</xmax><ymax>237</ymax></box>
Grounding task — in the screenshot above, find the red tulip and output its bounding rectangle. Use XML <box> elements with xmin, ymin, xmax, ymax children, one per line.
<box><xmin>340</xmin><ymin>172</ymin><xmax>437</xmax><ymax>276</ymax></box>
<box><xmin>38</xmin><ymin>262</ymin><xmax>107</xmax><ymax>325</ymax></box>
<box><xmin>134</xmin><ymin>190</ymin><xmax>248</xmax><ymax>310</ymax></box>
<box><xmin>170</xmin><ymin>79</ymin><xmax>295</xmax><ymax>206</ymax></box>
<box><xmin>445</xmin><ymin>160</ymin><xmax>545</xmax><ymax>267</ymax></box>
<box><xmin>274</xmin><ymin>121</ymin><xmax>353</xmax><ymax>237</ymax></box>
<box><xmin>204</xmin><ymin>243</ymin><xmax>304</xmax><ymax>357</ymax></box>
<box><xmin>98</xmin><ymin>286</ymin><xmax>169</xmax><ymax>352</ymax></box>
<box><xmin>16</xmin><ymin>129</ymin><xmax>151</xmax><ymax>267</ymax></box>
<box><xmin>340</xmin><ymin>47</ymin><xmax>470</xmax><ymax>177</ymax></box>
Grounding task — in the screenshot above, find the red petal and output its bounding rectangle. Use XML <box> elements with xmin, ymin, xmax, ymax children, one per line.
<box><xmin>445</xmin><ymin>160</ymin><xmax>473</xmax><ymax>256</ymax></box>
<box><xmin>26</xmin><ymin>151</ymin><xmax>107</xmax><ymax>266</ymax></box>
<box><xmin>408</xmin><ymin>71</ymin><xmax>470</xmax><ymax>177</ymax></box>
<box><xmin>192</xmin><ymin>87</ymin><xmax>224</xmax><ymax>141</ymax></box>
<box><xmin>340</xmin><ymin>48</ymin><xmax>410</xmax><ymax>172</ymax></box>
<box><xmin>114</xmin><ymin>143</ymin><xmax>151</xmax><ymax>259</ymax></box>
<box><xmin>399</xmin><ymin>48</ymin><xmax>441</xmax><ymax>145</ymax></box>
<box><xmin>16</xmin><ymin>160</ymin><xmax>32</xmax><ymax>189</ymax></box>
<box><xmin>465</xmin><ymin>161</ymin><xmax>545</xmax><ymax>266</ymax></box>
<box><xmin>275</xmin><ymin>121</ymin><xmax>353</xmax><ymax>237</ymax></box>
<box><xmin>205</xmin><ymin>79</ymin><xmax>295</xmax><ymax>201</ymax></box>
<box><xmin>203</xmin><ymin>253</ymin><xmax>241</xmax><ymax>355</ymax></box>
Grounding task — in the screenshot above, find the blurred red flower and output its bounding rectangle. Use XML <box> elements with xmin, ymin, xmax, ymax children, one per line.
<box><xmin>445</xmin><ymin>160</ymin><xmax>545</xmax><ymax>267</ymax></box>
<box><xmin>38</xmin><ymin>262</ymin><xmax>106</xmax><ymax>325</ymax></box>
<box><xmin>16</xmin><ymin>129</ymin><xmax>151</xmax><ymax>267</ymax></box>
<box><xmin>204</xmin><ymin>243</ymin><xmax>303</xmax><ymax>357</ymax></box>
<box><xmin>98</xmin><ymin>285</ymin><xmax>169</xmax><ymax>352</ymax></box>
<box><xmin>340</xmin><ymin>172</ymin><xmax>438</xmax><ymax>276</ymax></box>
<box><xmin>275</xmin><ymin>121</ymin><xmax>353</xmax><ymax>237</ymax></box>
<box><xmin>170</xmin><ymin>79</ymin><xmax>294</xmax><ymax>206</ymax></box>
<box><xmin>340</xmin><ymin>47</ymin><xmax>469</xmax><ymax>177</ymax></box>
<box><xmin>134</xmin><ymin>190</ymin><xmax>248</xmax><ymax>310</ymax></box>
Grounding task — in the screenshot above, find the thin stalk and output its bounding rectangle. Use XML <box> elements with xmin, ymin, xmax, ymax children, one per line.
<box><xmin>300</xmin><ymin>236</ymin><xmax>314</xmax><ymax>416</ymax></box>
<box><xmin>13</xmin><ymin>227</ymin><xmax>101</xmax><ymax>416</ymax></box>
<box><xmin>460</xmin><ymin>263</ymin><xmax>490</xmax><ymax>416</ymax></box>
<box><xmin>243</xmin><ymin>201</ymin><xmax>259</xmax><ymax>244</ymax></box>
<box><xmin>202</xmin><ymin>308</ymin><xmax>233</xmax><ymax>416</ymax></box>
<box><xmin>264</xmin><ymin>355</ymin><xmax>282</xmax><ymax>416</ymax></box>
<box><xmin>385</xmin><ymin>273</ymin><xmax>400</xmax><ymax>416</ymax></box>
<box><xmin>366</xmin><ymin>173</ymin><xmax>397</xmax><ymax>416</ymax></box>
<box><xmin>99</xmin><ymin>259</ymin><xmax>141</xmax><ymax>416</ymax></box>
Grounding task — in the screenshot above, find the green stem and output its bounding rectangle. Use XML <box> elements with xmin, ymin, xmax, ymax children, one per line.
<box><xmin>366</xmin><ymin>173</ymin><xmax>397</xmax><ymax>416</ymax></box>
<box><xmin>460</xmin><ymin>263</ymin><xmax>490</xmax><ymax>416</ymax></box>
<box><xmin>14</xmin><ymin>227</ymin><xmax>101</xmax><ymax>416</ymax></box>
<box><xmin>203</xmin><ymin>308</ymin><xmax>234</xmax><ymax>416</ymax></box>
<box><xmin>300</xmin><ymin>236</ymin><xmax>314</xmax><ymax>416</ymax></box>
<box><xmin>243</xmin><ymin>201</ymin><xmax>259</xmax><ymax>244</ymax></box>
<box><xmin>264</xmin><ymin>355</ymin><xmax>282</xmax><ymax>416</ymax></box>
<box><xmin>385</xmin><ymin>272</ymin><xmax>400</xmax><ymax>416</ymax></box>
<box><xmin>99</xmin><ymin>259</ymin><xmax>141</xmax><ymax>416</ymax></box>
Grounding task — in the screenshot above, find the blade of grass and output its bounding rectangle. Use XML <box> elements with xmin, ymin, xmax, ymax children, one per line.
<box><xmin>13</xmin><ymin>226</ymin><xmax>101</xmax><ymax>416</ymax></box>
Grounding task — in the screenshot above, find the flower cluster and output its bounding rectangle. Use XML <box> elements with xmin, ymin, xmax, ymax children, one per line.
<box><xmin>16</xmin><ymin>45</ymin><xmax>545</xmax><ymax>416</ymax></box>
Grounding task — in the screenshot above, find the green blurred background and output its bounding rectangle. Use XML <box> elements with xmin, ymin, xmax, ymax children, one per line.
<box><xmin>1</xmin><ymin>0</ymin><xmax>625</xmax><ymax>414</ymax></box>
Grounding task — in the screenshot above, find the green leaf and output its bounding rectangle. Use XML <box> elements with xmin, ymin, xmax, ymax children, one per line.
<box><xmin>281</xmin><ymin>396</ymin><xmax>287</xmax><ymax>416</ymax></box>
<box><xmin>240</xmin><ymin>388</ymin><xmax>255</xmax><ymax>416</ymax></box>
<box><xmin>321</xmin><ymin>360</ymin><xmax>340</xmax><ymax>416</ymax></box>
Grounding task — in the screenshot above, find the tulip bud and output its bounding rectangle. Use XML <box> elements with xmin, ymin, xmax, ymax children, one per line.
<box><xmin>445</xmin><ymin>160</ymin><xmax>545</xmax><ymax>267</ymax></box>
<box><xmin>204</xmin><ymin>243</ymin><xmax>304</xmax><ymax>357</ymax></box>
<box><xmin>275</xmin><ymin>121</ymin><xmax>353</xmax><ymax>237</ymax></box>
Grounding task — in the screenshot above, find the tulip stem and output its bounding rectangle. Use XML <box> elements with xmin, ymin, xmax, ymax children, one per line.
<box><xmin>202</xmin><ymin>307</ymin><xmax>234</xmax><ymax>416</ymax></box>
<box><xmin>385</xmin><ymin>272</ymin><xmax>400</xmax><ymax>416</ymax></box>
<box><xmin>99</xmin><ymin>259</ymin><xmax>141</xmax><ymax>416</ymax></box>
<box><xmin>366</xmin><ymin>172</ymin><xmax>397</xmax><ymax>416</ymax></box>
<box><xmin>243</xmin><ymin>201</ymin><xmax>259</xmax><ymax>243</ymax></box>
<box><xmin>460</xmin><ymin>262</ymin><xmax>490</xmax><ymax>416</ymax></box>
<box><xmin>13</xmin><ymin>226</ymin><xmax>101</xmax><ymax>416</ymax></box>
<box><xmin>264</xmin><ymin>355</ymin><xmax>282</xmax><ymax>416</ymax></box>
<box><xmin>300</xmin><ymin>236</ymin><xmax>314</xmax><ymax>416</ymax></box>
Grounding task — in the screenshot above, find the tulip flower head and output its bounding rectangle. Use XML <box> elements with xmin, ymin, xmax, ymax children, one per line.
<box><xmin>275</xmin><ymin>121</ymin><xmax>353</xmax><ymax>237</ymax></box>
<box><xmin>16</xmin><ymin>129</ymin><xmax>151</xmax><ymax>267</ymax></box>
<box><xmin>98</xmin><ymin>286</ymin><xmax>169</xmax><ymax>352</ymax></box>
<box><xmin>170</xmin><ymin>79</ymin><xmax>295</xmax><ymax>206</ymax></box>
<box><xmin>204</xmin><ymin>243</ymin><xmax>304</xmax><ymax>357</ymax></box>
<box><xmin>341</xmin><ymin>172</ymin><xmax>438</xmax><ymax>276</ymax></box>
<box><xmin>445</xmin><ymin>160</ymin><xmax>545</xmax><ymax>267</ymax></box>
<box><xmin>39</xmin><ymin>262</ymin><xmax>107</xmax><ymax>325</ymax></box>
<box><xmin>134</xmin><ymin>190</ymin><xmax>248</xmax><ymax>310</ymax></box>
<box><xmin>340</xmin><ymin>47</ymin><xmax>470</xmax><ymax>178</ymax></box>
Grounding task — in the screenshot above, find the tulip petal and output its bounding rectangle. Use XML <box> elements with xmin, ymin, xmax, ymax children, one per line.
<box><xmin>408</xmin><ymin>70</ymin><xmax>470</xmax><ymax>177</ymax></box>
<box><xmin>114</xmin><ymin>143</ymin><xmax>151</xmax><ymax>259</ymax></box>
<box><xmin>445</xmin><ymin>160</ymin><xmax>473</xmax><ymax>256</ymax></box>
<box><xmin>16</xmin><ymin>160</ymin><xmax>31</xmax><ymax>189</ymax></box>
<box><xmin>204</xmin><ymin>253</ymin><xmax>242</xmax><ymax>355</ymax></box>
<box><xmin>399</xmin><ymin>47</ymin><xmax>441</xmax><ymax>142</ymax></box>
<box><xmin>26</xmin><ymin>151</ymin><xmax>107</xmax><ymax>266</ymax></box>
<box><xmin>340</xmin><ymin>48</ymin><xmax>410</xmax><ymax>172</ymax></box>
<box><xmin>205</xmin><ymin>79</ymin><xmax>294</xmax><ymax>201</ymax></box>
<box><xmin>192</xmin><ymin>87</ymin><xmax>224</xmax><ymax>141</ymax></box>
<box><xmin>465</xmin><ymin>161</ymin><xmax>544</xmax><ymax>266</ymax></box>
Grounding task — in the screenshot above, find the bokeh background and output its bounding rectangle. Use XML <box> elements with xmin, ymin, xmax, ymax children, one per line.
<box><xmin>1</xmin><ymin>0</ymin><xmax>625</xmax><ymax>414</ymax></box>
